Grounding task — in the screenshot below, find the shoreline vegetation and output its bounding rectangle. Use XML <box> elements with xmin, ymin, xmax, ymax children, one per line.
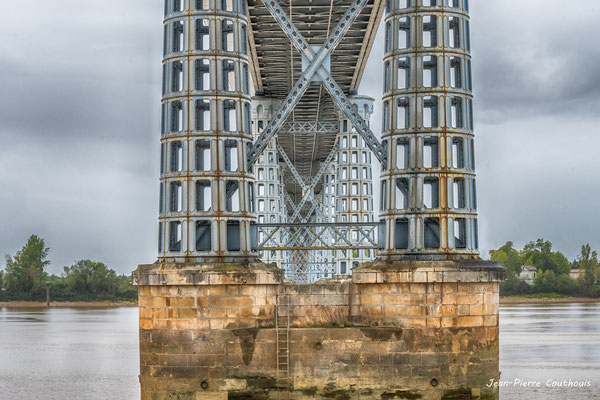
<box><xmin>500</xmin><ymin>295</ymin><xmax>600</xmax><ymax>304</ymax></box>
<box><xmin>1</xmin><ymin>235</ymin><xmax>138</xmax><ymax>305</ymax></box>
<box><xmin>0</xmin><ymin>300</ymin><xmax>138</xmax><ymax>308</ymax></box>
<box><xmin>2</xmin><ymin>235</ymin><xmax>599</xmax><ymax>307</ymax></box>
<box><xmin>492</xmin><ymin>239</ymin><xmax>600</xmax><ymax>298</ymax></box>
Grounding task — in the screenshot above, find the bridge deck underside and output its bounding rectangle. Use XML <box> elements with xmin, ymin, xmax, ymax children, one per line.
<box><xmin>248</xmin><ymin>0</ymin><xmax>383</xmax><ymax>205</ymax></box>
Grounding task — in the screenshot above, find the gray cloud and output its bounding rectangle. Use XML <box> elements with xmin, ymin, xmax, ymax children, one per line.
<box><xmin>1</xmin><ymin>0</ymin><xmax>599</xmax><ymax>275</ymax></box>
<box><xmin>472</xmin><ymin>0</ymin><xmax>600</xmax><ymax>122</ymax></box>
<box><xmin>469</xmin><ymin>0</ymin><xmax>600</xmax><ymax>258</ymax></box>
<box><xmin>0</xmin><ymin>0</ymin><xmax>163</xmax><ymax>274</ymax></box>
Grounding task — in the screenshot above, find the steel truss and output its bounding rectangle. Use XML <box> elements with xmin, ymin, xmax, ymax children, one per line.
<box><xmin>255</xmin><ymin>222</ymin><xmax>379</xmax><ymax>251</ymax></box>
<box><xmin>278</xmin><ymin>186</ymin><xmax>333</xmax><ymax>281</ymax></box>
<box><xmin>248</xmin><ymin>0</ymin><xmax>388</xmax><ymax>171</ymax></box>
<box><xmin>247</xmin><ymin>0</ymin><xmax>388</xmax><ymax>280</ymax></box>
<box><xmin>280</xmin><ymin>121</ymin><xmax>339</xmax><ymax>135</ymax></box>
<box><xmin>276</xmin><ymin>141</ymin><xmax>338</xmax><ymax>223</ymax></box>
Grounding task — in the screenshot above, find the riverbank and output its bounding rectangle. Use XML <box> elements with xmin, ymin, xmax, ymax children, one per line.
<box><xmin>501</xmin><ymin>296</ymin><xmax>600</xmax><ymax>304</ymax></box>
<box><xmin>0</xmin><ymin>301</ymin><xmax>138</xmax><ymax>308</ymax></box>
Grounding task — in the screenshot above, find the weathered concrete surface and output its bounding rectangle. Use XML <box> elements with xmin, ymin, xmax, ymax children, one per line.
<box><xmin>133</xmin><ymin>260</ymin><xmax>504</xmax><ymax>400</ymax></box>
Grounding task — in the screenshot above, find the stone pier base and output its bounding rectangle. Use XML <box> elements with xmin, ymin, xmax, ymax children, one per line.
<box><xmin>133</xmin><ymin>260</ymin><xmax>504</xmax><ymax>400</ymax></box>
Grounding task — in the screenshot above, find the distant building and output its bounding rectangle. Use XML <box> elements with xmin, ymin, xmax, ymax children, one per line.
<box><xmin>570</xmin><ymin>269</ymin><xmax>582</xmax><ymax>280</ymax></box>
<box><xmin>519</xmin><ymin>265</ymin><xmax>537</xmax><ymax>285</ymax></box>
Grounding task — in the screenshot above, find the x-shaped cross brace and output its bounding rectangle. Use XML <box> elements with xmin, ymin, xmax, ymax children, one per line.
<box><xmin>277</xmin><ymin>140</ymin><xmax>339</xmax><ymax>223</ymax></box>
<box><xmin>247</xmin><ymin>0</ymin><xmax>388</xmax><ymax>171</ymax></box>
<box><xmin>277</xmin><ymin>143</ymin><xmax>324</xmax><ymax>223</ymax></box>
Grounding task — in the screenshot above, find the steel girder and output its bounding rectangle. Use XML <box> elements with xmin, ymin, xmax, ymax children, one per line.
<box><xmin>249</xmin><ymin>0</ymin><xmax>388</xmax><ymax>170</ymax></box>
<box><xmin>277</xmin><ymin>141</ymin><xmax>339</xmax><ymax>223</ymax></box>
<box><xmin>276</xmin><ymin>141</ymin><xmax>328</xmax><ymax>224</ymax></box>
<box><xmin>255</xmin><ymin>222</ymin><xmax>379</xmax><ymax>251</ymax></box>
<box><xmin>247</xmin><ymin>0</ymin><xmax>375</xmax><ymax>170</ymax></box>
<box><xmin>280</xmin><ymin>121</ymin><xmax>340</xmax><ymax>135</ymax></box>
<box><xmin>247</xmin><ymin>0</ymin><xmax>387</xmax><ymax>278</ymax></box>
<box><xmin>278</xmin><ymin>190</ymin><xmax>333</xmax><ymax>281</ymax></box>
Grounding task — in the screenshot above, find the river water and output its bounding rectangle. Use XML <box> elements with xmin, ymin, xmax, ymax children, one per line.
<box><xmin>0</xmin><ymin>307</ymin><xmax>139</xmax><ymax>400</ymax></box>
<box><xmin>499</xmin><ymin>303</ymin><xmax>600</xmax><ymax>399</ymax></box>
<box><xmin>0</xmin><ymin>303</ymin><xmax>598</xmax><ymax>399</ymax></box>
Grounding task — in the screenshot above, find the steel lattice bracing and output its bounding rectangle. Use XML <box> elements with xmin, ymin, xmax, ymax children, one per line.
<box><xmin>154</xmin><ymin>0</ymin><xmax>480</xmax><ymax>271</ymax></box>
<box><xmin>256</xmin><ymin>223</ymin><xmax>379</xmax><ymax>251</ymax></box>
<box><xmin>246</xmin><ymin>0</ymin><xmax>387</xmax><ymax>192</ymax></box>
<box><xmin>280</xmin><ymin>121</ymin><xmax>340</xmax><ymax>135</ymax></box>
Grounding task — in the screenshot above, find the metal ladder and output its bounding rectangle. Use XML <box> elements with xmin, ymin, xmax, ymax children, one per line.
<box><xmin>275</xmin><ymin>293</ymin><xmax>290</xmax><ymax>396</ymax></box>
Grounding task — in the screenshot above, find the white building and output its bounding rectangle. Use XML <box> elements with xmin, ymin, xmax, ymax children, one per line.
<box><xmin>519</xmin><ymin>265</ymin><xmax>537</xmax><ymax>285</ymax></box>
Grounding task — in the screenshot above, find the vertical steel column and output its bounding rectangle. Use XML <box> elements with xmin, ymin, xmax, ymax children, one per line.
<box><xmin>317</xmin><ymin>164</ymin><xmax>337</xmax><ymax>278</ymax></box>
<box><xmin>379</xmin><ymin>0</ymin><xmax>478</xmax><ymax>260</ymax></box>
<box><xmin>335</xmin><ymin>96</ymin><xmax>376</xmax><ymax>274</ymax></box>
<box><xmin>158</xmin><ymin>0</ymin><xmax>255</xmax><ymax>262</ymax></box>
<box><xmin>252</xmin><ymin>97</ymin><xmax>285</xmax><ymax>267</ymax></box>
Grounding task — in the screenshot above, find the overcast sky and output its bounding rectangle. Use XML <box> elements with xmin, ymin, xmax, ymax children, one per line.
<box><xmin>1</xmin><ymin>0</ymin><xmax>599</xmax><ymax>275</ymax></box>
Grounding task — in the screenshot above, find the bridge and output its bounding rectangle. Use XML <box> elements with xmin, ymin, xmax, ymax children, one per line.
<box><xmin>157</xmin><ymin>0</ymin><xmax>479</xmax><ymax>281</ymax></box>
<box><xmin>135</xmin><ymin>2</ymin><xmax>504</xmax><ymax>399</ymax></box>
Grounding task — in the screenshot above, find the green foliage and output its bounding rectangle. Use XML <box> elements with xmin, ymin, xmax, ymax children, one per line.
<box><xmin>499</xmin><ymin>277</ymin><xmax>531</xmax><ymax>296</ymax></box>
<box><xmin>577</xmin><ymin>244</ymin><xmax>599</xmax><ymax>286</ymax></box>
<box><xmin>60</xmin><ymin>260</ymin><xmax>137</xmax><ymax>301</ymax></box>
<box><xmin>577</xmin><ymin>283</ymin><xmax>600</xmax><ymax>298</ymax></box>
<box><xmin>63</xmin><ymin>260</ymin><xmax>118</xmax><ymax>297</ymax></box>
<box><xmin>490</xmin><ymin>241</ymin><xmax>522</xmax><ymax>279</ymax></box>
<box><xmin>521</xmin><ymin>238</ymin><xmax>570</xmax><ymax>275</ymax></box>
<box><xmin>525</xmin><ymin>293</ymin><xmax>566</xmax><ymax>299</ymax></box>
<box><xmin>2</xmin><ymin>235</ymin><xmax>137</xmax><ymax>302</ymax></box>
<box><xmin>533</xmin><ymin>270</ymin><xmax>577</xmax><ymax>295</ymax></box>
<box><xmin>3</xmin><ymin>235</ymin><xmax>50</xmax><ymax>294</ymax></box>
<box><xmin>45</xmin><ymin>274</ymin><xmax>71</xmax><ymax>300</ymax></box>
<box><xmin>490</xmin><ymin>239</ymin><xmax>600</xmax><ymax>298</ymax></box>
<box><xmin>115</xmin><ymin>274</ymin><xmax>138</xmax><ymax>300</ymax></box>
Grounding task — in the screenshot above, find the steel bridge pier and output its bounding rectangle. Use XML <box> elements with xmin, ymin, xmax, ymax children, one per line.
<box><xmin>154</xmin><ymin>0</ymin><xmax>480</xmax><ymax>276</ymax></box>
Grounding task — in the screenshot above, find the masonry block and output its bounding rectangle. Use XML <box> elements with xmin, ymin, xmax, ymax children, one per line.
<box><xmin>133</xmin><ymin>260</ymin><xmax>504</xmax><ymax>399</ymax></box>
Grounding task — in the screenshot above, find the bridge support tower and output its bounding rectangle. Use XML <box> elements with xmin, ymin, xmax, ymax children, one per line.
<box><xmin>134</xmin><ymin>0</ymin><xmax>504</xmax><ymax>399</ymax></box>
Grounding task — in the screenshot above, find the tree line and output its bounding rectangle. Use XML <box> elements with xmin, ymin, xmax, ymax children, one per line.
<box><xmin>2</xmin><ymin>234</ymin><xmax>597</xmax><ymax>300</ymax></box>
<box><xmin>491</xmin><ymin>239</ymin><xmax>600</xmax><ymax>297</ymax></box>
<box><xmin>0</xmin><ymin>235</ymin><xmax>137</xmax><ymax>302</ymax></box>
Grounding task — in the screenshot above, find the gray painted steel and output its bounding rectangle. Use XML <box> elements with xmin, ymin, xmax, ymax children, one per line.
<box><xmin>154</xmin><ymin>0</ymin><xmax>480</xmax><ymax>274</ymax></box>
